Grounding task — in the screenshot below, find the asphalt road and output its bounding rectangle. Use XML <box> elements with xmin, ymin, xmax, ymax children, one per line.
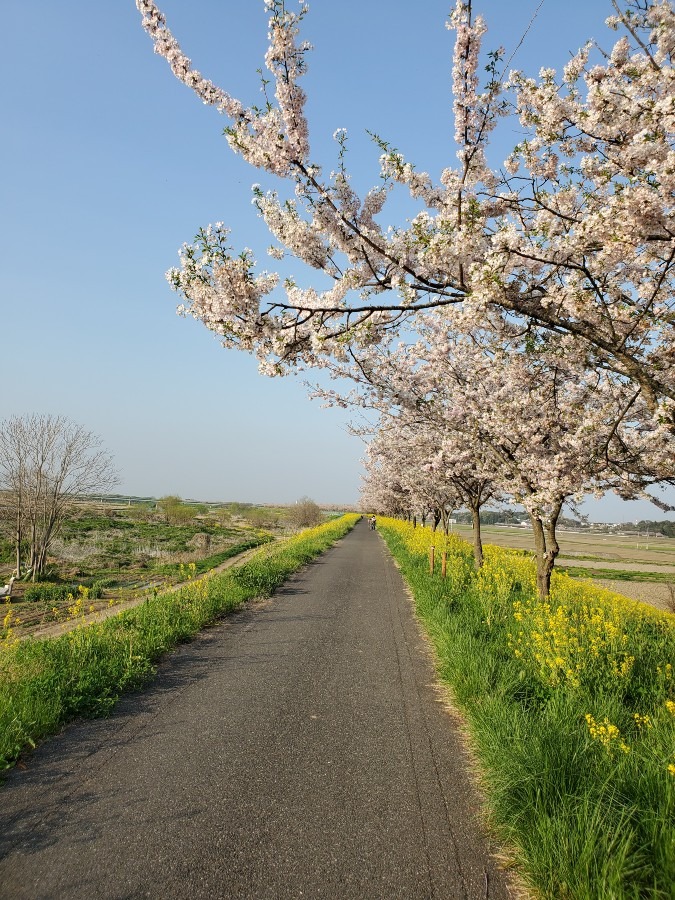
<box><xmin>0</xmin><ymin>521</ymin><xmax>511</xmax><ymax>899</ymax></box>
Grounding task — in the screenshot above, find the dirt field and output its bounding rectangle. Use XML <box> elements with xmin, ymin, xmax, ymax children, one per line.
<box><xmin>592</xmin><ymin>579</ymin><xmax>675</xmax><ymax>614</ymax></box>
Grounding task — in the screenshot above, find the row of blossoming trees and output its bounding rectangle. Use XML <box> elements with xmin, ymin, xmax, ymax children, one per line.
<box><xmin>137</xmin><ymin>0</ymin><xmax>675</xmax><ymax>597</ymax></box>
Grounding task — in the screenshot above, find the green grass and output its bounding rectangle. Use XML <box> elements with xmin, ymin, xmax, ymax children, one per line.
<box><xmin>57</xmin><ymin>514</ymin><xmax>250</xmax><ymax>560</ymax></box>
<box><xmin>0</xmin><ymin>515</ymin><xmax>358</xmax><ymax>773</ymax></box>
<box><xmin>152</xmin><ymin>534</ymin><xmax>273</xmax><ymax>576</ymax></box>
<box><xmin>379</xmin><ymin>521</ymin><xmax>675</xmax><ymax>900</ymax></box>
<box><xmin>560</xmin><ymin>565</ymin><xmax>675</xmax><ymax>583</ymax></box>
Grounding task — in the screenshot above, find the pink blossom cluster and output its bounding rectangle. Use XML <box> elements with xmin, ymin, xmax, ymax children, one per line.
<box><xmin>349</xmin><ymin>307</ymin><xmax>674</xmax><ymax>593</ymax></box>
<box><xmin>136</xmin><ymin>0</ymin><xmax>243</xmax><ymax>117</ymax></box>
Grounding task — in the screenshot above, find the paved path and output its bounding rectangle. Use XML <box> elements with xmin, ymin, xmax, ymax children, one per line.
<box><xmin>0</xmin><ymin>521</ymin><xmax>511</xmax><ymax>899</ymax></box>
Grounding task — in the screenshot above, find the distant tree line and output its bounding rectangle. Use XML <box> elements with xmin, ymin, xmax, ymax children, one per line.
<box><xmin>617</xmin><ymin>520</ymin><xmax>675</xmax><ymax>537</ymax></box>
<box><xmin>452</xmin><ymin>510</ymin><xmax>675</xmax><ymax>537</ymax></box>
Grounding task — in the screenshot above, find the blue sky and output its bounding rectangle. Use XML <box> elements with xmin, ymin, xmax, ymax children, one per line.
<box><xmin>2</xmin><ymin>0</ymin><xmax>672</xmax><ymax>519</ymax></box>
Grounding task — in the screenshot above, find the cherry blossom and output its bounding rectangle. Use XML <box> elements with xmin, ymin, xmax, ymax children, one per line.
<box><xmin>138</xmin><ymin>0</ymin><xmax>675</xmax><ymax>429</ymax></box>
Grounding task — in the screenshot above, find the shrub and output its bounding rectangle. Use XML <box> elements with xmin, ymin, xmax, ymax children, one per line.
<box><xmin>287</xmin><ymin>497</ymin><xmax>324</xmax><ymax>529</ymax></box>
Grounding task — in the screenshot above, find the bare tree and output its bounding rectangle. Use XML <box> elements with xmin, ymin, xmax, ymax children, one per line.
<box><xmin>0</xmin><ymin>415</ymin><xmax>118</xmax><ymax>580</ymax></box>
<box><xmin>287</xmin><ymin>498</ymin><xmax>324</xmax><ymax>530</ymax></box>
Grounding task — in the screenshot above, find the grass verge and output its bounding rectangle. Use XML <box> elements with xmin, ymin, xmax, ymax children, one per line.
<box><xmin>0</xmin><ymin>515</ymin><xmax>359</xmax><ymax>772</ymax></box>
<box><xmin>378</xmin><ymin>518</ymin><xmax>675</xmax><ymax>900</ymax></box>
<box><xmin>559</xmin><ymin>565</ymin><xmax>675</xmax><ymax>584</ymax></box>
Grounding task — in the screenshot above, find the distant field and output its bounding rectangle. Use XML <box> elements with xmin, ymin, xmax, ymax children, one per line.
<box><xmin>451</xmin><ymin>524</ymin><xmax>675</xmax><ymax>613</ymax></box>
<box><xmin>451</xmin><ymin>523</ymin><xmax>675</xmax><ymax>566</ymax></box>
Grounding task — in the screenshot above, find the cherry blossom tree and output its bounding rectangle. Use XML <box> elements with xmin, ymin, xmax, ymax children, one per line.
<box><xmin>406</xmin><ymin>320</ymin><xmax>673</xmax><ymax>596</ymax></box>
<box><xmin>363</xmin><ymin>419</ymin><xmax>459</xmax><ymax>526</ymax></box>
<box><xmin>137</xmin><ymin>0</ymin><xmax>675</xmax><ymax>592</ymax></box>
<box><xmin>137</xmin><ymin>0</ymin><xmax>675</xmax><ymax>431</ymax></box>
<box><xmin>359</xmin><ymin>409</ymin><xmax>499</xmax><ymax>567</ymax></box>
<box><xmin>359</xmin><ymin>460</ymin><xmax>412</xmax><ymax>521</ymax></box>
<box><xmin>327</xmin><ymin>303</ymin><xmax>673</xmax><ymax>594</ymax></box>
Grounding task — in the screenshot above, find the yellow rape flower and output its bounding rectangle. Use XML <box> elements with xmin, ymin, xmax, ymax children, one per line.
<box><xmin>633</xmin><ymin>712</ymin><xmax>652</xmax><ymax>729</ymax></box>
<box><xmin>585</xmin><ymin>713</ymin><xmax>630</xmax><ymax>754</ymax></box>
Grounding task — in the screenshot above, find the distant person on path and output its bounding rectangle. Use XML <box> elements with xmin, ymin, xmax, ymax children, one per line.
<box><xmin>369</xmin><ymin>516</ymin><xmax>377</xmax><ymax>530</ymax></box>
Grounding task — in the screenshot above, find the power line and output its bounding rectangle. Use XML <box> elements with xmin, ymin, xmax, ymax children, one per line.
<box><xmin>501</xmin><ymin>0</ymin><xmax>547</xmax><ymax>76</ymax></box>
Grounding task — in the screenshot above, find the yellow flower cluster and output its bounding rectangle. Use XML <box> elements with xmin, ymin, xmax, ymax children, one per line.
<box><xmin>1</xmin><ymin>604</ymin><xmax>20</xmax><ymax>650</ymax></box>
<box><xmin>657</xmin><ymin>663</ymin><xmax>673</xmax><ymax>685</ymax></box>
<box><xmin>507</xmin><ymin>585</ymin><xmax>638</xmax><ymax>689</ymax></box>
<box><xmin>478</xmin><ymin>545</ymin><xmax>537</xmax><ymax>604</ymax></box>
<box><xmin>380</xmin><ymin>515</ymin><xmax>675</xmax><ymax>781</ymax></box>
<box><xmin>378</xmin><ymin>518</ymin><xmax>480</xmax><ymax>597</ymax></box>
<box><xmin>633</xmin><ymin>712</ymin><xmax>653</xmax><ymax>730</ymax></box>
<box><xmin>378</xmin><ymin>518</ymin><xmax>467</xmax><ymax>557</ymax></box>
<box><xmin>585</xmin><ymin>713</ymin><xmax>631</xmax><ymax>755</ymax></box>
<box><xmin>60</xmin><ymin>585</ymin><xmax>94</xmax><ymax>622</ymax></box>
<box><xmin>179</xmin><ymin>562</ymin><xmax>197</xmax><ymax>581</ymax></box>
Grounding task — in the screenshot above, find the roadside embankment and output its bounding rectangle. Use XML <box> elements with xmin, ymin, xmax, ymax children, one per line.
<box><xmin>378</xmin><ymin>518</ymin><xmax>675</xmax><ymax>900</ymax></box>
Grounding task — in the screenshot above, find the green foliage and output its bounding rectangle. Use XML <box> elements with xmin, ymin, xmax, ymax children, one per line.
<box><xmin>24</xmin><ymin>583</ymin><xmax>78</xmax><ymax>603</ymax></box>
<box><xmin>0</xmin><ymin>538</ymin><xmax>15</xmax><ymax>564</ymax></box>
<box><xmin>60</xmin><ymin>513</ymin><xmax>241</xmax><ymax>562</ymax></box>
<box><xmin>560</xmin><ymin>565</ymin><xmax>675</xmax><ymax>584</ymax></box>
<box><xmin>22</xmin><ymin>577</ymin><xmax>114</xmax><ymax>603</ymax></box>
<box><xmin>153</xmin><ymin>536</ymin><xmax>272</xmax><ymax>577</ymax></box>
<box><xmin>226</xmin><ymin>502</ymin><xmax>253</xmax><ymax>517</ymax></box>
<box><xmin>623</xmin><ymin>520</ymin><xmax>675</xmax><ymax>538</ymax></box>
<box><xmin>90</xmin><ymin>579</ymin><xmax>114</xmax><ymax>599</ymax></box>
<box><xmin>242</xmin><ymin>507</ymin><xmax>280</xmax><ymax>528</ymax></box>
<box><xmin>156</xmin><ymin>495</ymin><xmax>203</xmax><ymax>525</ymax></box>
<box><xmin>0</xmin><ymin>515</ymin><xmax>358</xmax><ymax>771</ymax></box>
<box><xmin>213</xmin><ymin>506</ymin><xmax>232</xmax><ymax>526</ymax></box>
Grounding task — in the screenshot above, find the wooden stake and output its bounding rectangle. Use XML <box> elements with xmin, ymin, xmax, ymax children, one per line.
<box><xmin>429</xmin><ymin>545</ymin><xmax>435</xmax><ymax>574</ymax></box>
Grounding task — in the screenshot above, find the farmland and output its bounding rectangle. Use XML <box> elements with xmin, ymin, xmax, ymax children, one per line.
<box><xmin>0</xmin><ymin>498</ymin><xmax>310</xmax><ymax>639</ymax></box>
<box><xmin>450</xmin><ymin>524</ymin><xmax>675</xmax><ymax>613</ymax></box>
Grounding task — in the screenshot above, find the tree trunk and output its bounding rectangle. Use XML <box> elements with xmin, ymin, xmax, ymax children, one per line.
<box><xmin>470</xmin><ymin>504</ymin><xmax>483</xmax><ymax>568</ymax></box>
<box><xmin>530</xmin><ymin>506</ymin><xmax>561</xmax><ymax>598</ymax></box>
<box><xmin>15</xmin><ymin>503</ymin><xmax>22</xmax><ymax>577</ymax></box>
<box><xmin>29</xmin><ymin>521</ymin><xmax>38</xmax><ymax>580</ymax></box>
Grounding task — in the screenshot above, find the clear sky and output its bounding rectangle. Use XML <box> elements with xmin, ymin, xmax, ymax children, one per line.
<box><xmin>2</xmin><ymin>0</ymin><xmax>672</xmax><ymax>520</ymax></box>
